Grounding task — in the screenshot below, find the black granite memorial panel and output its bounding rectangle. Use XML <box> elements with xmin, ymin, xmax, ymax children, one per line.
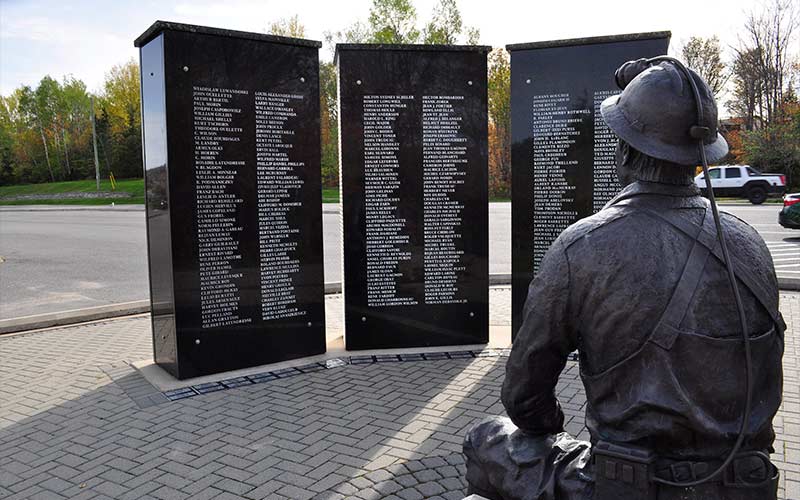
<box><xmin>507</xmin><ymin>32</ymin><xmax>671</xmax><ymax>337</ymax></box>
<box><xmin>137</xmin><ymin>22</ymin><xmax>325</xmax><ymax>379</ymax></box>
<box><xmin>337</xmin><ymin>45</ymin><xmax>490</xmax><ymax>350</ymax></box>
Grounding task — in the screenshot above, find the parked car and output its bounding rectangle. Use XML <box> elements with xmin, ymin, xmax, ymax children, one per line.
<box><xmin>779</xmin><ymin>193</ymin><xmax>800</xmax><ymax>229</ymax></box>
<box><xmin>694</xmin><ymin>165</ymin><xmax>786</xmax><ymax>204</ymax></box>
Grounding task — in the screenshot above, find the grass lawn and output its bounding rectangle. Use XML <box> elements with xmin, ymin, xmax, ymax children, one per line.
<box><xmin>0</xmin><ymin>179</ymin><xmax>145</xmax><ymax>205</ymax></box>
<box><xmin>322</xmin><ymin>188</ymin><xmax>339</xmax><ymax>204</ymax></box>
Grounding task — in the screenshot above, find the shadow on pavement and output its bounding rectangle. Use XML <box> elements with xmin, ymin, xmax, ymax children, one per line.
<box><xmin>0</xmin><ymin>321</ymin><xmax>526</xmax><ymax>499</ymax></box>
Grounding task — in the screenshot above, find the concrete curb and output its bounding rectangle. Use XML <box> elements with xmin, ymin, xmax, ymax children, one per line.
<box><xmin>0</xmin><ymin>300</ymin><xmax>151</xmax><ymax>334</ymax></box>
<box><xmin>489</xmin><ymin>273</ymin><xmax>512</xmax><ymax>286</ymax></box>
<box><xmin>717</xmin><ymin>201</ymin><xmax>784</xmax><ymax>206</ymax></box>
<box><xmin>779</xmin><ymin>277</ymin><xmax>800</xmax><ymax>291</ymax></box>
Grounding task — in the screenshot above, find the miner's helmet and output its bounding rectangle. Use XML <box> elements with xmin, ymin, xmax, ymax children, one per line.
<box><xmin>600</xmin><ymin>58</ymin><xmax>728</xmax><ymax>166</ymax></box>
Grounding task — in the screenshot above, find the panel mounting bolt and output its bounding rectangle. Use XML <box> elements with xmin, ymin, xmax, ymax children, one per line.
<box><xmin>300</xmin><ymin>76</ymin><xmax>305</xmax><ymax>83</ymax></box>
<box><xmin>361</xmin><ymin>316</ymin><xmax>366</xmax><ymax>322</ymax></box>
<box><xmin>307</xmin><ymin>321</ymin><xmax>312</xmax><ymax>327</ymax></box>
<box><xmin>526</xmin><ymin>78</ymin><xmax>531</xmax><ymax>84</ymax></box>
<box><xmin>182</xmin><ymin>66</ymin><xmax>189</xmax><ymax>72</ymax></box>
<box><xmin>195</xmin><ymin>339</ymin><xmax>200</xmax><ymax>345</ymax></box>
<box><xmin>356</xmin><ymin>79</ymin><xmax>362</xmax><ymax>85</ymax></box>
<box><xmin>467</xmin><ymin>80</ymin><xmax>473</xmax><ymax>86</ymax></box>
<box><xmin>470</xmin><ymin>312</ymin><xmax>475</xmax><ymax>317</ymax></box>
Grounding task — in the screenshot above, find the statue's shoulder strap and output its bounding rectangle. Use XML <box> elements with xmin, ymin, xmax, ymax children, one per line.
<box><xmin>615</xmin><ymin>200</ymin><xmax>784</xmax><ymax>333</ymax></box>
<box><xmin>646</xmin><ymin>206</ymin><xmax>713</xmax><ymax>349</ymax></box>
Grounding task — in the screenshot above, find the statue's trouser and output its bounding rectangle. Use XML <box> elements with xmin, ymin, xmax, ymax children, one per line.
<box><xmin>463</xmin><ymin>417</ymin><xmax>778</xmax><ymax>500</ymax></box>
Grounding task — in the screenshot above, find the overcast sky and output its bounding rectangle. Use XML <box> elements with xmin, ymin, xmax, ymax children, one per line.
<box><xmin>0</xmin><ymin>0</ymin><xmax>767</xmax><ymax>96</ymax></box>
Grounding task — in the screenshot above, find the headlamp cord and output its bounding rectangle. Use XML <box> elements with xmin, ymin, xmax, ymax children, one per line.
<box><xmin>643</xmin><ymin>56</ymin><xmax>754</xmax><ymax>488</ymax></box>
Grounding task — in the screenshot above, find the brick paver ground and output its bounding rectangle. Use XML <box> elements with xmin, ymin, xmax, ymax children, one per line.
<box><xmin>1</xmin><ymin>289</ymin><xmax>797</xmax><ymax>499</ymax></box>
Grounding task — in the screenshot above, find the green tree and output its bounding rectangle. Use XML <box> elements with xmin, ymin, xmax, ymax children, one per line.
<box><xmin>368</xmin><ymin>0</ymin><xmax>420</xmax><ymax>43</ymax></box>
<box><xmin>680</xmin><ymin>36</ymin><xmax>728</xmax><ymax>98</ymax></box>
<box><xmin>743</xmin><ymin>97</ymin><xmax>800</xmax><ymax>189</ymax></box>
<box><xmin>100</xmin><ymin>60</ymin><xmax>142</xmax><ymax>178</ymax></box>
<box><xmin>728</xmin><ymin>48</ymin><xmax>763</xmax><ymax>131</ymax></box>
<box><xmin>0</xmin><ymin>97</ymin><xmax>16</xmax><ymax>185</ymax></box>
<box><xmin>101</xmin><ymin>59</ymin><xmax>140</xmax><ymax>136</ymax></box>
<box><xmin>56</xmin><ymin>76</ymin><xmax>92</xmax><ymax>180</ymax></box>
<box><xmin>327</xmin><ymin>0</ymin><xmax>477</xmax><ymax>51</ymax></box>
<box><xmin>319</xmin><ymin>61</ymin><xmax>339</xmax><ymax>187</ymax></box>
<box><xmin>17</xmin><ymin>83</ymin><xmax>55</xmax><ymax>181</ymax></box>
<box><xmin>2</xmin><ymin>90</ymin><xmax>49</xmax><ymax>183</ymax></box>
<box><xmin>464</xmin><ymin>27</ymin><xmax>480</xmax><ymax>45</ymax></box>
<box><xmin>422</xmin><ymin>0</ymin><xmax>479</xmax><ymax>44</ymax></box>
<box><xmin>1</xmin><ymin>70</ymin><xmax>115</xmax><ymax>185</ymax></box>
<box><xmin>112</xmin><ymin>117</ymin><xmax>143</xmax><ymax>179</ymax></box>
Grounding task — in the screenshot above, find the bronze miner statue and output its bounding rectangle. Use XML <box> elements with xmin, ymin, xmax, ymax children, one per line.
<box><xmin>463</xmin><ymin>58</ymin><xmax>785</xmax><ymax>499</ymax></box>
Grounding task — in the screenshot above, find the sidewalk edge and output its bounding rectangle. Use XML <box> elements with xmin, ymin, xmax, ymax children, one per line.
<box><xmin>779</xmin><ymin>277</ymin><xmax>800</xmax><ymax>291</ymax></box>
<box><xmin>0</xmin><ymin>301</ymin><xmax>151</xmax><ymax>334</ymax></box>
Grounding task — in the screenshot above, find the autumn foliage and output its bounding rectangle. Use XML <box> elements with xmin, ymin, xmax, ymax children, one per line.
<box><xmin>487</xmin><ymin>48</ymin><xmax>510</xmax><ymax>199</ymax></box>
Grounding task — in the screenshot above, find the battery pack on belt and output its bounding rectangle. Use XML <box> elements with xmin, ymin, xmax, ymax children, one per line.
<box><xmin>593</xmin><ymin>441</ymin><xmax>657</xmax><ymax>500</ymax></box>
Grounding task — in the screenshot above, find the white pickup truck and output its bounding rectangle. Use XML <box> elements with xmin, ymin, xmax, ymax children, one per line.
<box><xmin>694</xmin><ymin>165</ymin><xmax>786</xmax><ymax>204</ymax></box>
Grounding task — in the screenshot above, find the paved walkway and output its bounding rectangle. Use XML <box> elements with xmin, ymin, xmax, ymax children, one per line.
<box><xmin>1</xmin><ymin>289</ymin><xmax>798</xmax><ymax>500</ymax></box>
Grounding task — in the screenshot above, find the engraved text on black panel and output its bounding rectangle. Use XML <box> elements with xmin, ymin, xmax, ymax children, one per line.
<box><xmin>339</xmin><ymin>48</ymin><xmax>489</xmax><ymax>350</ymax></box>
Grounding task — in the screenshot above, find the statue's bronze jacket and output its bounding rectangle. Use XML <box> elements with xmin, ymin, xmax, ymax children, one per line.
<box><xmin>503</xmin><ymin>181</ymin><xmax>785</xmax><ymax>459</ymax></box>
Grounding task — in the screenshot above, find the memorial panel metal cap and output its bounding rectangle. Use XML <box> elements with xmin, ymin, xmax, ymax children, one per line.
<box><xmin>134</xmin><ymin>20</ymin><xmax>323</xmax><ymax>48</ymax></box>
<box><xmin>600</xmin><ymin>59</ymin><xmax>728</xmax><ymax>166</ymax></box>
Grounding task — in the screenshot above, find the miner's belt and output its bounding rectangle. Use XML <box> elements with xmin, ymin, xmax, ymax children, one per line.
<box><xmin>654</xmin><ymin>451</ymin><xmax>773</xmax><ymax>487</ymax></box>
<box><xmin>655</xmin><ymin>459</ymin><xmax>721</xmax><ymax>483</ymax></box>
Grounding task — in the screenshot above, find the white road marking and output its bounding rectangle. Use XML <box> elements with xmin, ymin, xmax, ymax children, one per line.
<box><xmin>764</xmin><ymin>239</ymin><xmax>800</xmax><ymax>281</ymax></box>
